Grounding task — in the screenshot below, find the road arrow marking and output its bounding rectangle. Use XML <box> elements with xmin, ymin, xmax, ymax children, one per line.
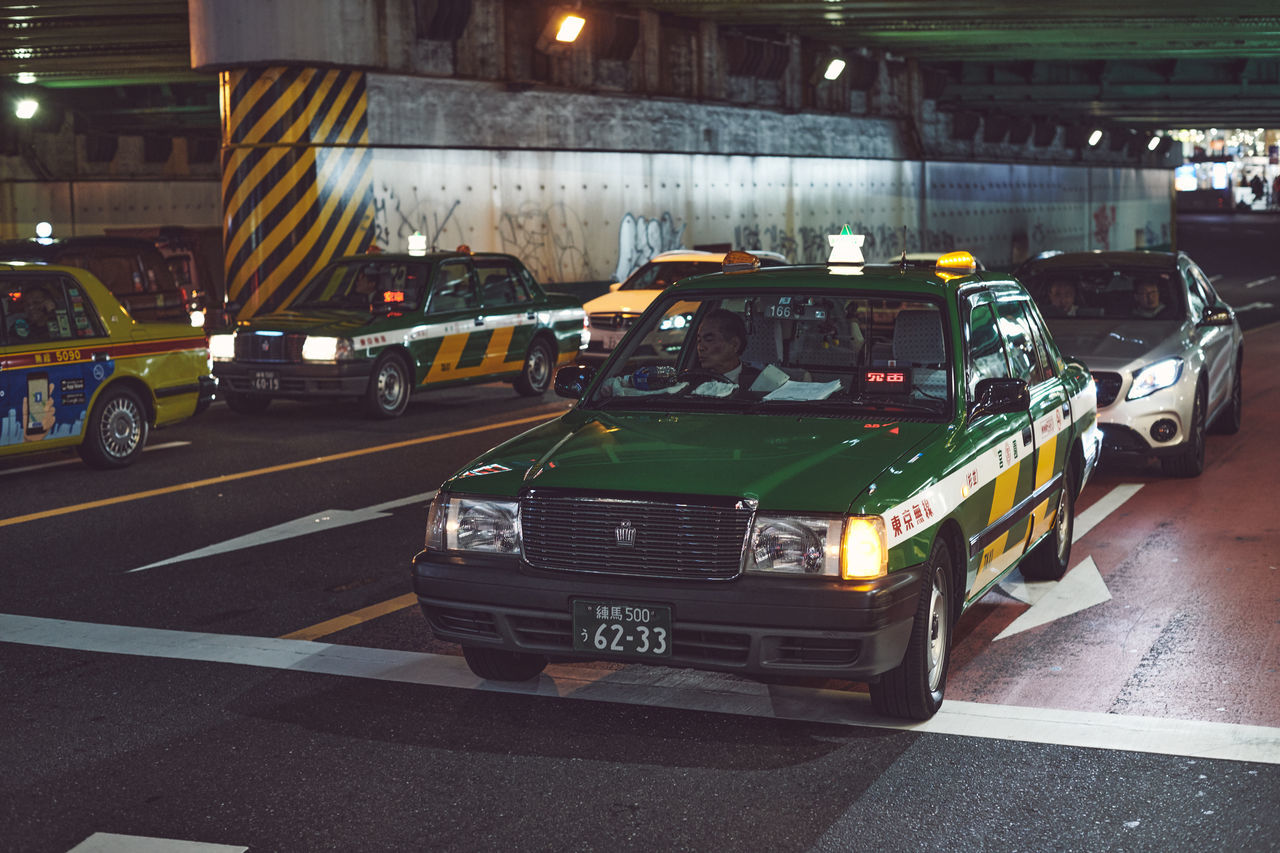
<box><xmin>127</xmin><ymin>490</ymin><xmax>437</xmax><ymax>573</ymax></box>
<box><xmin>1071</xmin><ymin>482</ymin><xmax>1143</xmax><ymax>542</ymax></box>
<box><xmin>1245</xmin><ymin>275</ymin><xmax>1277</xmax><ymax>289</ymax></box>
<box><xmin>995</xmin><ymin>556</ymin><xmax>1111</xmax><ymax>640</ymax></box>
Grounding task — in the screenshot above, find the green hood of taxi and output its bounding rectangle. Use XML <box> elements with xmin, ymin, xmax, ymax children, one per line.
<box><xmin>239</xmin><ymin>309</ymin><xmax>388</xmax><ymax>337</ymax></box>
<box><xmin>447</xmin><ymin>410</ymin><xmax>945</xmax><ymax>514</ymax></box>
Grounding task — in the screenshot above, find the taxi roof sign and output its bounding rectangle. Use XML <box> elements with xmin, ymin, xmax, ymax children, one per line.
<box><xmin>827</xmin><ymin>226</ymin><xmax>865</xmax><ymax>266</ymax></box>
<box><xmin>722</xmin><ymin>250</ymin><xmax>761</xmax><ymax>273</ymax></box>
<box><xmin>935</xmin><ymin>250</ymin><xmax>978</xmax><ymax>272</ymax></box>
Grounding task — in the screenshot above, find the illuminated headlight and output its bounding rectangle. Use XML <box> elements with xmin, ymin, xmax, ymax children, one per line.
<box><xmin>1127</xmin><ymin>357</ymin><xmax>1183</xmax><ymax>400</ymax></box>
<box><xmin>301</xmin><ymin>335</ymin><xmax>352</xmax><ymax>361</ymax></box>
<box><xmin>580</xmin><ymin>316</ymin><xmax>591</xmax><ymax>349</ymax></box>
<box><xmin>745</xmin><ymin>514</ymin><xmax>887</xmax><ymax>579</ymax></box>
<box><xmin>659</xmin><ymin>312</ymin><xmax>693</xmax><ymax>331</ymax></box>
<box><xmin>208</xmin><ymin>333</ymin><xmax>235</xmax><ymax>360</ymax></box>
<box><xmin>189</xmin><ymin>310</ymin><xmax>205</xmax><ymax>328</ymax></box>
<box><xmin>425</xmin><ymin>493</ymin><xmax>521</xmax><ymax>555</ymax></box>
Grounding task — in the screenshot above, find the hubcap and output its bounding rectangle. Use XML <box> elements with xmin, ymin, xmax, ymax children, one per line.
<box><xmin>378</xmin><ymin>364</ymin><xmax>405</xmax><ymax>409</ymax></box>
<box><xmin>1055</xmin><ymin>484</ymin><xmax>1072</xmax><ymax>562</ymax></box>
<box><xmin>526</xmin><ymin>347</ymin><xmax>550</xmax><ymax>387</ymax></box>
<box><xmin>101</xmin><ymin>397</ymin><xmax>142</xmax><ymax>459</ymax></box>
<box><xmin>925</xmin><ymin>575</ymin><xmax>947</xmax><ymax>691</ymax></box>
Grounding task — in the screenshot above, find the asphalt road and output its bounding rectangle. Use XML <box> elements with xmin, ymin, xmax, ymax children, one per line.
<box><xmin>2</xmin><ymin>216</ymin><xmax>1278</xmax><ymax>853</ymax></box>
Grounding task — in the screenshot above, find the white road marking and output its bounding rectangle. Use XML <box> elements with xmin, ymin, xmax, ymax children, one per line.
<box><xmin>994</xmin><ymin>556</ymin><xmax>1112</xmax><ymax>639</ymax></box>
<box><xmin>1245</xmin><ymin>275</ymin><xmax>1277</xmax><ymax>289</ymax></box>
<box><xmin>68</xmin><ymin>833</ymin><xmax>247</xmax><ymax>852</ymax></box>
<box><xmin>127</xmin><ymin>491</ymin><xmax>437</xmax><ymax>572</ymax></box>
<box><xmin>1071</xmin><ymin>482</ymin><xmax>1143</xmax><ymax>542</ymax></box>
<box><xmin>3</xmin><ymin>613</ymin><xmax>1277</xmax><ymax>765</ymax></box>
<box><xmin>1209</xmin><ymin>274</ymin><xmax>1224</xmax><ymax>281</ymax></box>
<box><xmin>0</xmin><ymin>442</ymin><xmax>190</xmax><ymax>477</ymax></box>
<box><xmin>1232</xmin><ymin>301</ymin><xmax>1275</xmax><ymax>313</ymax></box>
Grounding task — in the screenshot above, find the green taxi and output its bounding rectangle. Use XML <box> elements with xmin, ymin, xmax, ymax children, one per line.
<box><xmin>412</xmin><ymin>237</ymin><xmax>1101</xmax><ymax>720</ymax></box>
<box><xmin>1</xmin><ymin>263</ymin><xmax>214</xmax><ymax>468</ymax></box>
<box><xmin>209</xmin><ymin>250</ymin><xmax>586</xmax><ymax>418</ymax></box>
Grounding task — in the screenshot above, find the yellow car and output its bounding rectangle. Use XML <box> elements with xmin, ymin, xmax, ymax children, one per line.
<box><xmin>0</xmin><ymin>263</ymin><xmax>214</xmax><ymax>468</ymax></box>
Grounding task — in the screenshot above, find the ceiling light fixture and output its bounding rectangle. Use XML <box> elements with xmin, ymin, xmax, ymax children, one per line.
<box><xmin>1087</xmin><ymin>129</ymin><xmax>1103</xmax><ymax>147</ymax></box>
<box><xmin>15</xmin><ymin>98</ymin><xmax>38</xmax><ymax>120</ymax></box>
<box><xmin>823</xmin><ymin>58</ymin><xmax>846</xmax><ymax>81</ymax></box>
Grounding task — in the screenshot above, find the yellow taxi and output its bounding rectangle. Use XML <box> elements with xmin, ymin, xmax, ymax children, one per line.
<box><xmin>1</xmin><ymin>263</ymin><xmax>214</xmax><ymax>468</ymax></box>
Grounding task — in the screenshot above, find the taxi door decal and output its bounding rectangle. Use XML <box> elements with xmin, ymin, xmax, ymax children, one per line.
<box><xmin>1027</xmin><ymin>431</ymin><xmax>1060</xmax><ymax>543</ymax></box>
<box><xmin>973</xmin><ymin>462</ymin><xmax>1024</xmax><ymax>591</ymax></box>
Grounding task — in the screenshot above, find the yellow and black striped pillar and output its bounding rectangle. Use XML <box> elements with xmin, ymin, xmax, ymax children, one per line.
<box><xmin>219</xmin><ymin>66</ymin><xmax>376</xmax><ymax>319</ymax></box>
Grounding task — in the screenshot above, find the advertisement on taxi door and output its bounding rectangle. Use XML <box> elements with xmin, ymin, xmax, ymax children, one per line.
<box><xmin>1</xmin><ymin>356</ymin><xmax>114</xmax><ymax>446</ymax></box>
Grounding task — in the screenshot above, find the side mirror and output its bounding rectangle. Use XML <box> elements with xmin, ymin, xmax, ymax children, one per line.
<box><xmin>971</xmin><ymin>377</ymin><xmax>1030</xmax><ymax>418</ymax></box>
<box><xmin>1198</xmin><ymin>306</ymin><xmax>1234</xmax><ymax>327</ymax></box>
<box><xmin>554</xmin><ymin>363</ymin><xmax>597</xmax><ymax>399</ymax></box>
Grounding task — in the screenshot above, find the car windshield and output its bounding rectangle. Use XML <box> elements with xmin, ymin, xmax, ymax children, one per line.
<box><xmin>1023</xmin><ymin>266</ymin><xmax>1186</xmax><ymax>321</ymax></box>
<box><xmin>618</xmin><ymin>260</ymin><xmax>723</xmax><ymax>292</ymax></box>
<box><xmin>585</xmin><ymin>290</ymin><xmax>951</xmax><ymax>418</ymax></box>
<box><xmin>289</xmin><ymin>260</ymin><xmax>430</xmax><ymax>312</ymax></box>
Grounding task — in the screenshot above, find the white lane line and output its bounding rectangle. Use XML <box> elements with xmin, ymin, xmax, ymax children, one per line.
<box><xmin>1073</xmin><ymin>482</ymin><xmax>1143</xmax><ymax>542</ymax></box>
<box><xmin>69</xmin><ymin>833</ymin><xmax>247</xmax><ymax>852</ymax></box>
<box><xmin>3</xmin><ymin>613</ymin><xmax>1277</xmax><ymax>766</ymax></box>
<box><xmin>0</xmin><ymin>442</ymin><xmax>191</xmax><ymax>477</ymax></box>
<box><xmin>1245</xmin><ymin>275</ymin><xmax>1277</xmax><ymax>289</ymax></box>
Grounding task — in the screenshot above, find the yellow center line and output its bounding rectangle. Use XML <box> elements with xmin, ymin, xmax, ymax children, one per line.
<box><xmin>280</xmin><ymin>592</ymin><xmax>419</xmax><ymax>641</ymax></box>
<box><xmin>0</xmin><ymin>411</ymin><xmax>559</xmax><ymax>529</ymax></box>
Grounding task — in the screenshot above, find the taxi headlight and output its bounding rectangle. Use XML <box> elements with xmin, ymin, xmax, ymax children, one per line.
<box><xmin>425</xmin><ymin>493</ymin><xmax>521</xmax><ymax>555</ymax></box>
<box><xmin>745</xmin><ymin>514</ymin><xmax>887</xmax><ymax>579</ymax></box>
<box><xmin>208</xmin><ymin>333</ymin><xmax>235</xmax><ymax>361</ymax></box>
<box><xmin>1127</xmin><ymin>357</ymin><xmax>1183</xmax><ymax>400</ymax></box>
<box><xmin>189</xmin><ymin>310</ymin><xmax>206</xmax><ymax>328</ymax></box>
<box><xmin>302</xmin><ymin>335</ymin><xmax>353</xmax><ymax>362</ymax></box>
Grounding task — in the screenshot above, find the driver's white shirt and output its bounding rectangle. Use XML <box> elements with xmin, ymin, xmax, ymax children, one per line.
<box><xmin>722</xmin><ymin>363</ymin><xmax>743</xmax><ymax>384</ymax></box>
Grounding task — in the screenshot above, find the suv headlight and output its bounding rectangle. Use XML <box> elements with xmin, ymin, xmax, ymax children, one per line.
<box><xmin>302</xmin><ymin>335</ymin><xmax>353</xmax><ymax>362</ymax></box>
<box><xmin>1127</xmin><ymin>357</ymin><xmax>1183</xmax><ymax>400</ymax></box>
<box><xmin>208</xmin><ymin>333</ymin><xmax>235</xmax><ymax>361</ymax></box>
<box><xmin>425</xmin><ymin>493</ymin><xmax>521</xmax><ymax>555</ymax></box>
<box><xmin>745</xmin><ymin>514</ymin><xmax>887</xmax><ymax>579</ymax></box>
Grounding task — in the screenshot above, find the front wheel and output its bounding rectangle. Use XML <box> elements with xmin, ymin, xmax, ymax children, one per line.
<box><xmin>362</xmin><ymin>353</ymin><xmax>412</xmax><ymax>419</ymax></box>
<box><xmin>1161</xmin><ymin>383</ymin><xmax>1206</xmax><ymax>477</ymax></box>
<box><xmin>1021</xmin><ymin>463</ymin><xmax>1076</xmax><ymax>582</ymax></box>
<box><xmin>514</xmin><ymin>338</ymin><xmax>554</xmax><ymax>396</ymax></box>
<box><xmin>462</xmin><ymin>646</ymin><xmax>548</xmax><ymax>681</ymax></box>
<box><xmin>869</xmin><ymin>536</ymin><xmax>953</xmax><ymax>720</ymax></box>
<box><xmin>78</xmin><ymin>385</ymin><xmax>149</xmax><ymax>469</ymax></box>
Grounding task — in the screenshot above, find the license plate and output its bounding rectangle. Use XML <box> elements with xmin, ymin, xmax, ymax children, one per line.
<box><xmin>599</xmin><ymin>330</ymin><xmax>624</xmax><ymax>351</ymax></box>
<box><xmin>251</xmin><ymin>370</ymin><xmax>279</xmax><ymax>391</ymax></box>
<box><xmin>573</xmin><ymin>599</ymin><xmax>672</xmax><ymax>659</ymax></box>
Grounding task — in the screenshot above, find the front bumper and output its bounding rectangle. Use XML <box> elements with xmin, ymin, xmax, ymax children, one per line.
<box><xmin>1094</xmin><ymin>370</ymin><xmax>1197</xmax><ymax>457</ymax></box>
<box><xmin>412</xmin><ymin>552</ymin><xmax>923</xmax><ymax>681</ymax></box>
<box><xmin>213</xmin><ymin>360</ymin><xmax>373</xmax><ymax>399</ymax></box>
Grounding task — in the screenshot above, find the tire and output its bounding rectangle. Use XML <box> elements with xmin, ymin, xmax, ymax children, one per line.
<box><xmin>1021</xmin><ymin>463</ymin><xmax>1076</xmax><ymax>582</ymax></box>
<box><xmin>362</xmin><ymin>353</ymin><xmax>412</xmax><ymax>419</ymax></box>
<box><xmin>223</xmin><ymin>390</ymin><xmax>271</xmax><ymax>415</ymax></box>
<box><xmin>1161</xmin><ymin>383</ymin><xmax>1206</xmax><ymax>478</ymax></box>
<box><xmin>77</xmin><ymin>385</ymin><xmax>150</xmax><ymax>469</ymax></box>
<box><xmin>514</xmin><ymin>337</ymin><xmax>555</xmax><ymax>397</ymax></box>
<box><xmin>869</xmin><ymin>536</ymin><xmax>953</xmax><ymax>720</ymax></box>
<box><xmin>1210</xmin><ymin>356</ymin><xmax>1242</xmax><ymax>435</ymax></box>
<box><xmin>462</xmin><ymin>646</ymin><xmax>548</xmax><ymax>681</ymax></box>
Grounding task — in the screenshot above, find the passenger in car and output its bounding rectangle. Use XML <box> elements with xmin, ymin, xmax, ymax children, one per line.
<box><xmin>1132</xmin><ymin>278</ymin><xmax>1169</xmax><ymax>319</ymax></box>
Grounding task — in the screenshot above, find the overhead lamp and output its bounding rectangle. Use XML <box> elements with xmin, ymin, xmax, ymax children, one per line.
<box><xmin>822</xmin><ymin>58</ymin><xmax>846</xmax><ymax>81</ymax></box>
<box><xmin>536</xmin><ymin>7</ymin><xmax>586</xmax><ymax>53</ymax></box>
<box><xmin>1147</xmin><ymin>135</ymin><xmax>1161</xmax><ymax>151</ymax></box>
<box><xmin>1087</xmin><ymin>129</ymin><xmax>1103</xmax><ymax>147</ymax></box>
<box><xmin>15</xmin><ymin>98</ymin><xmax>38</xmax><ymax>120</ymax></box>
<box><xmin>16</xmin><ymin>72</ymin><xmax>36</xmax><ymax>84</ymax></box>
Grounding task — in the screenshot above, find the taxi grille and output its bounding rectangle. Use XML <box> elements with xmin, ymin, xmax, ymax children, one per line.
<box><xmin>520</xmin><ymin>490</ymin><xmax>754</xmax><ymax>580</ymax></box>
<box><xmin>234</xmin><ymin>332</ymin><xmax>305</xmax><ymax>363</ymax></box>
<box><xmin>1092</xmin><ymin>371</ymin><xmax>1123</xmax><ymax>407</ymax></box>
<box><xmin>588</xmin><ymin>312</ymin><xmax>642</xmax><ymax>331</ymax></box>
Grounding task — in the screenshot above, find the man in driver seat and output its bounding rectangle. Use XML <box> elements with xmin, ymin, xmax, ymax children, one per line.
<box><xmin>695</xmin><ymin>308</ymin><xmax>760</xmax><ymax>387</ymax></box>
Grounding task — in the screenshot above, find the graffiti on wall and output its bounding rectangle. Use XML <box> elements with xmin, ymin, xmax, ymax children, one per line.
<box><xmin>496</xmin><ymin>202</ymin><xmax>593</xmax><ymax>284</ymax></box>
<box><xmin>614</xmin><ymin>212</ymin><xmax>686</xmax><ymax>282</ymax></box>
<box><xmin>1093</xmin><ymin>204</ymin><xmax>1117</xmax><ymax>250</ymax></box>
<box><xmin>372</xmin><ymin>182</ymin><xmax>465</xmax><ymax>252</ymax></box>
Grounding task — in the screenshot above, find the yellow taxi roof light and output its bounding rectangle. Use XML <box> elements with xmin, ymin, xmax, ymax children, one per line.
<box><xmin>722</xmin><ymin>251</ymin><xmax>760</xmax><ymax>273</ymax></box>
<box><xmin>935</xmin><ymin>251</ymin><xmax>977</xmax><ymax>272</ymax></box>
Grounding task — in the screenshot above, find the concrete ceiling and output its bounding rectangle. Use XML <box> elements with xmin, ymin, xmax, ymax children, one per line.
<box><xmin>2</xmin><ymin>0</ymin><xmax>1276</xmax><ymax>140</ymax></box>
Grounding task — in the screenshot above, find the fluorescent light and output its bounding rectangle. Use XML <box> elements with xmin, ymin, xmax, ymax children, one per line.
<box><xmin>16</xmin><ymin>72</ymin><xmax>36</xmax><ymax>84</ymax></box>
<box><xmin>1147</xmin><ymin>136</ymin><xmax>1161</xmax><ymax>151</ymax></box>
<box><xmin>555</xmin><ymin>14</ymin><xmax>585</xmax><ymax>42</ymax></box>
<box><xmin>1087</xmin><ymin>129</ymin><xmax>1103</xmax><ymax>147</ymax></box>
<box><xmin>15</xmin><ymin>98</ymin><xmax>38</xmax><ymax>120</ymax></box>
<box><xmin>823</xmin><ymin>58</ymin><xmax>846</xmax><ymax>81</ymax></box>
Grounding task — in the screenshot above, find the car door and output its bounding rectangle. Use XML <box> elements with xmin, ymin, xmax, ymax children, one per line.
<box><xmin>961</xmin><ymin>291</ymin><xmax>1038</xmax><ymax>599</ymax></box>
<box><xmin>1018</xmin><ymin>298</ymin><xmax>1076</xmax><ymax>549</ymax></box>
<box><xmin>473</xmin><ymin>257</ymin><xmax>539</xmax><ymax>375</ymax></box>
<box><xmin>1183</xmin><ymin>259</ymin><xmax>1234</xmax><ymax>416</ymax></box>
<box><xmin>0</xmin><ymin>273</ymin><xmax>106</xmax><ymax>452</ymax></box>
<box><xmin>417</xmin><ymin>258</ymin><xmax>486</xmax><ymax>386</ymax></box>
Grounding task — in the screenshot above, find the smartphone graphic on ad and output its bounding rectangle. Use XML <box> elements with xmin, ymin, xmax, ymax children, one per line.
<box><xmin>26</xmin><ymin>371</ymin><xmax>49</xmax><ymax>434</ymax></box>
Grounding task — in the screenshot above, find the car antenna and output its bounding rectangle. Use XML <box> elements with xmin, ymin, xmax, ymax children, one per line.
<box><xmin>898</xmin><ymin>226</ymin><xmax>908</xmax><ymax>270</ymax></box>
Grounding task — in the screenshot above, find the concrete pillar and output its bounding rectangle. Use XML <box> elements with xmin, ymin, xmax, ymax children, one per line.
<box><xmin>218</xmin><ymin>66</ymin><xmax>376</xmax><ymax>317</ymax></box>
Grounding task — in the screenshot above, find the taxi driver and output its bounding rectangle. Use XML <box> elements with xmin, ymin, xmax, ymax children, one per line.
<box><xmin>695</xmin><ymin>308</ymin><xmax>759</xmax><ymax>387</ymax></box>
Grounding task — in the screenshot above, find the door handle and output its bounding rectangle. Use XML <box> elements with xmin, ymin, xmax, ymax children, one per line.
<box><xmin>92</xmin><ymin>351</ymin><xmax>111</xmax><ymax>362</ymax></box>
<box><xmin>474</xmin><ymin>316</ymin><xmax>485</xmax><ymax>326</ymax></box>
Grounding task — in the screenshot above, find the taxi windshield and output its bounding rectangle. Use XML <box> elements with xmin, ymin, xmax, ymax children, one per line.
<box><xmin>289</xmin><ymin>261</ymin><xmax>429</xmax><ymax>312</ymax></box>
<box><xmin>587</xmin><ymin>290</ymin><xmax>952</xmax><ymax>418</ymax></box>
